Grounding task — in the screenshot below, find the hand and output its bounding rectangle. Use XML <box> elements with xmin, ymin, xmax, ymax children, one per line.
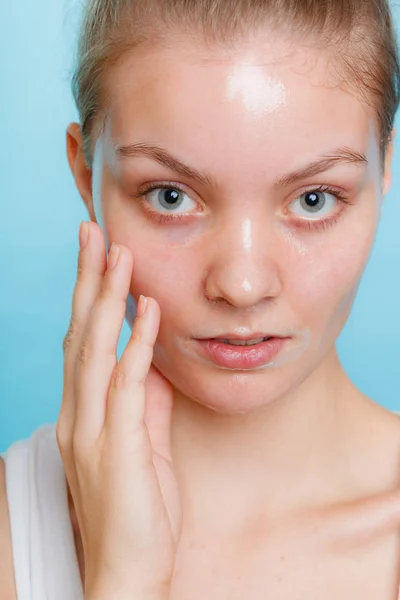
<box><xmin>57</xmin><ymin>221</ymin><xmax>181</xmax><ymax>598</ymax></box>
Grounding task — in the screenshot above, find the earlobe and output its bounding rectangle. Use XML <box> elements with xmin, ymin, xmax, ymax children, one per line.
<box><xmin>66</xmin><ymin>122</ymin><xmax>94</xmax><ymax>218</ymax></box>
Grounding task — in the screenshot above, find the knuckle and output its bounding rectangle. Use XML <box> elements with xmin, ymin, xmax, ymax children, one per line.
<box><xmin>109</xmin><ymin>363</ymin><xmax>143</xmax><ymax>391</ymax></box>
<box><xmin>76</xmin><ymin>260</ymin><xmax>89</xmax><ymax>279</ymax></box>
<box><xmin>77</xmin><ymin>336</ymin><xmax>95</xmax><ymax>366</ymax></box>
<box><xmin>130</xmin><ymin>330</ymin><xmax>141</xmax><ymax>345</ymax></box>
<box><xmin>109</xmin><ymin>364</ymin><xmax>129</xmax><ymax>390</ymax></box>
<box><xmin>63</xmin><ymin>319</ymin><xmax>79</xmax><ymax>355</ymax></box>
<box><xmin>142</xmin><ymin>338</ymin><xmax>154</xmax><ymax>353</ymax></box>
<box><xmin>98</xmin><ymin>285</ymin><xmax>113</xmax><ymax>303</ymax></box>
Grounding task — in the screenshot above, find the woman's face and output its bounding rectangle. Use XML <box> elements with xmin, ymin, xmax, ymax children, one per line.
<box><xmin>87</xmin><ymin>33</ymin><xmax>391</xmax><ymax>414</ymax></box>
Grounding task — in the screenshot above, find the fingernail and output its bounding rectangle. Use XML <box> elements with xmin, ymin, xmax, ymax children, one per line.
<box><xmin>107</xmin><ymin>243</ymin><xmax>120</xmax><ymax>270</ymax></box>
<box><xmin>79</xmin><ymin>221</ymin><xmax>89</xmax><ymax>250</ymax></box>
<box><xmin>138</xmin><ymin>295</ymin><xmax>148</xmax><ymax>317</ymax></box>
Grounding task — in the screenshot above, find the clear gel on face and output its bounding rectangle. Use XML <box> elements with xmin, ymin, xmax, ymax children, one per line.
<box><xmin>92</xmin><ymin>138</ymin><xmax>139</xmax><ymax>323</ymax></box>
<box><xmin>226</xmin><ymin>63</ymin><xmax>287</xmax><ymax>118</ymax></box>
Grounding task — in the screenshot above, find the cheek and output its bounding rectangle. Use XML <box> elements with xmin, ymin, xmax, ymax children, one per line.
<box><xmin>94</xmin><ymin>192</ymin><xmax>201</xmax><ymax>329</ymax></box>
<box><xmin>125</xmin><ymin>243</ymin><xmax>200</xmax><ymax>327</ymax></box>
<box><xmin>287</xmin><ymin>222</ymin><xmax>377</xmax><ymax>326</ymax></box>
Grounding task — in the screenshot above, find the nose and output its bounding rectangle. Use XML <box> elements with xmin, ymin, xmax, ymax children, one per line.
<box><xmin>203</xmin><ymin>216</ymin><xmax>282</xmax><ymax>310</ymax></box>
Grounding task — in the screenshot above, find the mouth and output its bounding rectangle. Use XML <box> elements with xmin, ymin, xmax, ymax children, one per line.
<box><xmin>194</xmin><ymin>336</ymin><xmax>290</xmax><ymax>369</ymax></box>
<box><xmin>210</xmin><ymin>336</ymin><xmax>273</xmax><ymax>346</ymax></box>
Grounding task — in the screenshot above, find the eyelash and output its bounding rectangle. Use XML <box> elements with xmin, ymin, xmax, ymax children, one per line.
<box><xmin>130</xmin><ymin>182</ymin><xmax>351</xmax><ymax>231</ymax></box>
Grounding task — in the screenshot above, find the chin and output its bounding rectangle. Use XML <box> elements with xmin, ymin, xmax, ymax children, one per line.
<box><xmin>152</xmin><ymin>346</ymin><xmax>309</xmax><ymax>416</ymax></box>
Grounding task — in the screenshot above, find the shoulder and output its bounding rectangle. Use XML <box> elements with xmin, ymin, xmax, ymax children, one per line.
<box><xmin>0</xmin><ymin>457</ymin><xmax>17</xmax><ymax>600</ymax></box>
<box><xmin>355</xmin><ymin>401</ymin><xmax>400</xmax><ymax>493</ymax></box>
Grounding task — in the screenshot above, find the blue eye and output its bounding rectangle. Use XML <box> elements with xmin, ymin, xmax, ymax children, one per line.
<box><xmin>289</xmin><ymin>190</ymin><xmax>338</xmax><ymax>220</ymax></box>
<box><xmin>145</xmin><ymin>186</ymin><xmax>197</xmax><ymax>215</ymax></box>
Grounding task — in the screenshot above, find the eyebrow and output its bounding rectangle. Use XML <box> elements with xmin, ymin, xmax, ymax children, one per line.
<box><xmin>115</xmin><ymin>142</ymin><xmax>368</xmax><ymax>188</ymax></box>
<box><xmin>116</xmin><ymin>142</ymin><xmax>214</xmax><ymax>186</ymax></box>
<box><xmin>273</xmin><ymin>148</ymin><xmax>368</xmax><ymax>188</ymax></box>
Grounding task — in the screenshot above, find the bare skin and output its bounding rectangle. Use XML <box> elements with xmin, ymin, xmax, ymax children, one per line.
<box><xmin>2</xmin><ymin>31</ymin><xmax>400</xmax><ymax>599</ymax></box>
<box><xmin>61</xmin><ymin>402</ymin><xmax>400</xmax><ymax>599</ymax></box>
<box><xmin>8</xmin><ymin>407</ymin><xmax>400</xmax><ymax>599</ymax></box>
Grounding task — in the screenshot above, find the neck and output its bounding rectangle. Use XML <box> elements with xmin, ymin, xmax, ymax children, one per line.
<box><xmin>170</xmin><ymin>347</ymin><xmax>364</xmax><ymax>532</ymax></box>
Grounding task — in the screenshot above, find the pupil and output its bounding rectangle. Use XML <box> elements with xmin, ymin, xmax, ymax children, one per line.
<box><xmin>301</xmin><ymin>191</ymin><xmax>325</xmax><ymax>213</ymax></box>
<box><xmin>164</xmin><ymin>189</ymin><xmax>179</xmax><ymax>204</ymax></box>
<box><xmin>305</xmin><ymin>192</ymin><xmax>319</xmax><ymax>206</ymax></box>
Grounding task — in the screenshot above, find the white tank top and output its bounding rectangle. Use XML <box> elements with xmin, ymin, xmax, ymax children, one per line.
<box><xmin>2</xmin><ymin>425</ymin><xmax>84</xmax><ymax>600</ymax></box>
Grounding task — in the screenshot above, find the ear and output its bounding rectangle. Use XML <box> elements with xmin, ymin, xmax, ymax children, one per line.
<box><xmin>66</xmin><ymin>123</ymin><xmax>97</xmax><ymax>221</ymax></box>
<box><xmin>382</xmin><ymin>128</ymin><xmax>395</xmax><ymax>197</ymax></box>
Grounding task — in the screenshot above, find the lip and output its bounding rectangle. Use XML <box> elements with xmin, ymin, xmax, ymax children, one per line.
<box><xmin>194</xmin><ymin>337</ymin><xmax>289</xmax><ymax>369</ymax></box>
<box><xmin>202</xmin><ymin>332</ymin><xmax>277</xmax><ymax>341</ymax></box>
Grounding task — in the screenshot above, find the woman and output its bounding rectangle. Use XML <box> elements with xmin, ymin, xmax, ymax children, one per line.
<box><xmin>2</xmin><ymin>0</ymin><xmax>400</xmax><ymax>598</ymax></box>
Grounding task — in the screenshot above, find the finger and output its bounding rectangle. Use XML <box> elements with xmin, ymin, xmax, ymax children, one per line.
<box><xmin>105</xmin><ymin>296</ymin><xmax>161</xmax><ymax>444</ymax></box>
<box><xmin>59</xmin><ymin>222</ymin><xmax>107</xmax><ymax>438</ymax></box>
<box><xmin>144</xmin><ymin>365</ymin><xmax>174</xmax><ymax>461</ymax></box>
<box><xmin>73</xmin><ymin>244</ymin><xmax>134</xmax><ymax>443</ymax></box>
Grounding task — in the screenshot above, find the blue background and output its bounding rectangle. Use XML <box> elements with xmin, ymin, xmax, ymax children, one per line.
<box><xmin>1</xmin><ymin>2</ymin><xmax>400</xmax><ymax>452</ymax></box>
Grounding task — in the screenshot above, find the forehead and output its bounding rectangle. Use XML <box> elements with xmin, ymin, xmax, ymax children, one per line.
<box><xmin>104</xmin><ymin>36</ymin><xmax>378</xmax><ymax>177</ymax></box>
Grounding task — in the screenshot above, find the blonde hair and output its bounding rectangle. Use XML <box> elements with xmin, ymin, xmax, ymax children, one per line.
<box><xmin>71</xmin><ymin>0</ymin><xmax>400</xmax><ymax>168</ymax></box>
